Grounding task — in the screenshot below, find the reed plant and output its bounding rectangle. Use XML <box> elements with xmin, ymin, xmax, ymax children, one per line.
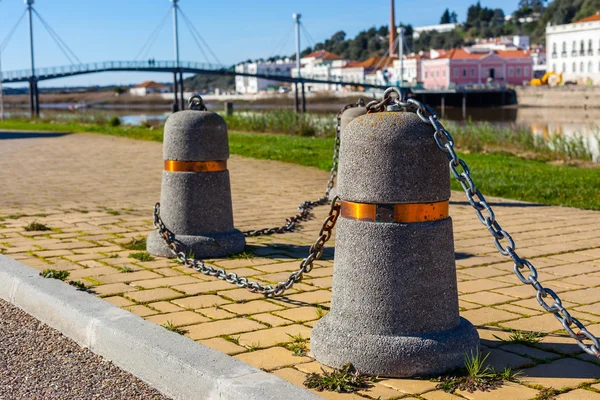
<box><xmin>221</xmin><ymin>110</ymin><xmax>336</xmax><ymax>137</ymax></box>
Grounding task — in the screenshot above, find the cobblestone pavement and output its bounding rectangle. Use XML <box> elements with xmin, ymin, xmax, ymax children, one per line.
<box><xmin>1</xmin><ymin>131</ymin><xmax>600</xmax><ymax>400</ymax></box>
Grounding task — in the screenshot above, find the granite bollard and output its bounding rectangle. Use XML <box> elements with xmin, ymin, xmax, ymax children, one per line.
<box><xmin>311</xmin><ymin>109</ymin><xmax>479</xmax><ymax>377</ymax></box>
<box><xmin>147</xmin><ymin>98</ymin><xmax>245</xmax><ymax>258</ymax></box>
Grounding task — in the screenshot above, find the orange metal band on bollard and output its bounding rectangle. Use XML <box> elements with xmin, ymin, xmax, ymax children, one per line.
<box><xmin>164</xmin><ymin>160</ymin><xmax>227</xmax><ymax>173</ymax></box>
<box><xmin>341</xmin><ymin>200</ymin><xmax>449</xmax><ymax>223</ymax></box>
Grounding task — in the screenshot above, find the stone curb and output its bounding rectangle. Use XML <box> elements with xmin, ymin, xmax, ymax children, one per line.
<box><xmin>0</xmin><ymin>255</ymin><xmax>320</xmax><ymax>400</ymax></box>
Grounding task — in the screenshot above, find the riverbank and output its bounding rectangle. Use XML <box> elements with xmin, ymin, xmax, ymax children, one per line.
<box><xmin>516</xmin><ymin>86</ymin><xmax>600</xmax><ymax>108</ymax></box>
<box><xmin>1</xmin><ymin>118</ymin><xmax>599</xmax><ymax>210</ymax></box>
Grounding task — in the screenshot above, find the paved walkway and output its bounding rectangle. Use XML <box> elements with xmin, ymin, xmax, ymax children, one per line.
<box><xmin>1</xmin><ymin>131</ymin><xmax>599</xmax><ymax>400</ymax></box>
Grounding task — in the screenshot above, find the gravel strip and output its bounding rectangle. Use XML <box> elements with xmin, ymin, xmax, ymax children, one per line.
<box><xmin>0</xmin><ymin>298</ymin><xmax>172</xmax><ymax>400</ymax></box>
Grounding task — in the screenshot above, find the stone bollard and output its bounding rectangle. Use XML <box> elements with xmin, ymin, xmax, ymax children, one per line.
<box><xmin>311</xmin><ymin>108</ymin><xmax>479</xmax><ymax>377</ymax></box>
<box><xmin>327</xmin><ymin>100</ymin><xmax>367</xmax><ymax>200</ymax></box>
<box><xmin>147</xmin><ymin>96</ymin><xmax>245</xmax><ymax>259</ymax></box>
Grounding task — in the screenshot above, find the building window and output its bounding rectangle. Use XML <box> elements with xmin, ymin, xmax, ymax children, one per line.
<box><xmin>516</xmin><ymin>67</ymin><xmax>521</xmax><ymax>77</ymax></box>
<box><xmin>572</xmin><ymin>41</ymin><xmax>577</xmax><ymax>56</ymax></box>
<box><xmin>589</xmin><ymin>61</ymin><xmax>593</xmax><ymax>73</ymax></box>
<box><xmin>573</xmin><ymin>62</ymin><xmax>576</xmax><ymax>72</ymax></box>
<box><xmin>552</xmin><ymin>63</ymin><xmax>556</xmax><ymax>72</ymax></box>
<box><xmin>552</xmin><ymin>43</ymin><xmax>557</xmax><ymax>58</ymax></box>
<box><xmin>470</xmin><ymin>67</ymin><xmax>475</xmax><ymax>77</ymax></box>
<box><xmin>562</xmin><ymin>63</ymin><xmax>566</xmax><ymax>72</ymax></box>
<box><xmin>589</xmin><ymin>39</ymin><xmax>594</xmax><ymax>55</ymax></box>
<box><xmin>562</xmin><ymin>42</ymin><xmax>567</xmax><ymax>57</ymax></box>
<box><xmin>462</xmin><ymin>68</ymin><xmax>467</xmax><ymax>77</ymax></box>
<box><xmin>524</xmin><ymin>66</ymin><xmax>530</xmax><ymax>76</ymax></box>
<box><xmin>453</xmin><ymin>68</ymin><xmax>459</xmax><ymax>77</ymax></box>
<box><xmin>580</xmin><ymin>40</ymin><xmax>585</xmax><ymax>56</ymax></box>
<box><xmin>508</xmin><ymin>66</ymin><xmax>514</xmax><ymax>77</ymax></box>
<box><xmin>425</xmin><ymin>71</ymin><xmax>429</xmax><ymax>78</ymax></box>
<box><xmin>581</xmin><ymin>62</ymin><xmax>584</xmax><ymax>72</ymax></box>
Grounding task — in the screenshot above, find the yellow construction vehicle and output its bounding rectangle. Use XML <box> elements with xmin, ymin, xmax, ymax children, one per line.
<box><xmin>530</xmin><ymin>72</ymin><xmax>563</xmax><ymax>86</ymax></box>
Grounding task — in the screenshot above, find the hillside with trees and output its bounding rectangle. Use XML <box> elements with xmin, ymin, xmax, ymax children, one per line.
<box><xmin>185</xmin><ymin>0</ymin><xmax>600</xmax><ymax>92</ymax></box>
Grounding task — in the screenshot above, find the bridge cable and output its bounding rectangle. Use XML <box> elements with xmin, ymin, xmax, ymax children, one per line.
<box><xmin>268</xmin><ymin>25</ymin><xmax>294</xmax><ymax>61</ymax></box>
<box><xmin>33</xmin><ymin>8</ymin><xmax>82</xmax><ymax>65</ymax></box>
<box><xmin>178</xmin><ymin>8</ymin><xmax>223</xmax><ymax>67</ymax></box>
<box><xmin>178</xmin><ymin>12</ymin><xmax>211</xmax><ymax>65</ymax></box>
<box><xmin>134</xmin><ymin>7</ymin><xmax>171</xmax><ymax>61</ymax></box>
<box><xmin>300</xmin><ymin>23</ymin><xmax>317</xmax><ymax>50</ymax></box>
<box><xmin>0</xmin><ymin>9</ymin><xmax>27</xmax><ymax>54</ymax></box>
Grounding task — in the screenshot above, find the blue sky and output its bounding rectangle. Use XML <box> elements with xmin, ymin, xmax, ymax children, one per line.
<box><xmin>0</xmin><ymin>0</ymin><xmax>520</xmax><ymax>87</ymax></box>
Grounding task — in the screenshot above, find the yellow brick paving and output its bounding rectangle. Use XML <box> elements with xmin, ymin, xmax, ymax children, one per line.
<box><xmin>1</xmin><ymin>131</ymin><xmax>600</xmax><ymax>399</ymax></box>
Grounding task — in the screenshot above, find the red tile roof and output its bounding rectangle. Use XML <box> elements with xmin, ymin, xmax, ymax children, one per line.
<box><xmin>575</xmin><ymin>13</ymin><xmax>600</xmax><ymax>23</ymax></box>
<box><xmin>132</xmin><ymin>81</ymin><xmax>169</xmax><ymax>89</ymax></box>
<box><xmin>304</xmin><ymin>50</ymin><xmax>342</xmax><ymax>61</ymax></box>
<box><xmin>435</xmin><ymin>48</ymin><xmax>531</xmax><ymax>60</ymax></box>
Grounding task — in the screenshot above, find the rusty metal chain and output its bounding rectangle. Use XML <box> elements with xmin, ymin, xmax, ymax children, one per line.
<box><xmin>370</xmin><ymin>86</ymin><xmax>600</xmax><ymax>358</ymax></box>
<box><xmin>241</xmin><ymin>196</ymin><xmax>329</xmax><ymax>237</ymax></box>
<box><xmin>243</xmin><ymin>98</ymin><xmax>364</xmax><ymax>237</ymax></box>
<box><xmin>153</xmin><ymin>198</ymin><xmax>341</xmax><ymax>297</ymax></box>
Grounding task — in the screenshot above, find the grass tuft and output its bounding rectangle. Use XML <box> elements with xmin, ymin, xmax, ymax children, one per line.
<box><xmin>68</xmin><ymin>280</ymin><xmax>88</xmax><ymax>291</ymax></box>
<box><xmin>121</xmin><ymin>237</ymin><xmax>147</xmax><ymax>251</ymax></box>
<box><xmin>285</xmin><ymin>333</ymin><xmax>309</xmax><ymax>356</ymax></box>
<box><xmin>495</xmin><ymin>330</ymin><xmax>545</xmax><ymax>345</ymax></box>
<box><xmin>40</xmin><ymin>269</ymin><xmax>70</xmax><ymax>281</ymax></box>
<box><xmin>434</xmin><ymin>349</ymin><xmax>520</xmax><ymax>393</ymax></box>
<box><xmin>304</xmin><ymin>363</ymin><xmax>375</xmax><ymax>393</ymax></box>
<box><xmin>227</xmin><ymin>251</ymin><xmax>255</xmax><ymax>260</ymax></box>
<box><xmin>223</xmin><ymin>335</ymin><xmax>240</xmax><ymax>345</ymax></box>
<box><xmin>129</xmin><ymin>252</ymin><xmax>154</xmax><ymax>262</ymax></box>
<box><xmin>245</xmin><ymin>342</ymin><xmax>260</xmax><ymax>351</ymax></box>
<box><xmin>161</xmin><ymin>321</ymin><xmax>188</xmax><ymax>335</ymax></box>
<box><xmin>24</xmin><ymin>221</ymin><xmax>52</xmax><ymax>232</ymax></box>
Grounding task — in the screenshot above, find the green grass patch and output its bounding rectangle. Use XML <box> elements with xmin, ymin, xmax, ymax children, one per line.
<box><xmin>129</xmin><ymin>252</ymin><xmax>154</xmax><ymax>262</ymax></box>
<box><xmin>161</xmin><ymin>321</ymin><xmax>188</xmax><ymax>335</ymax></box>
<box><xmin>68</xmin><ymin>280</ymin><xmax>88</xmax><ymax>291</ymax></box>
<box><xmin>2</xmin><ymin>117</ymin><xmax>599</xmax><ymax>210</ymax></box>
<box><xmin>495</xmin><ymin>330</ymin><xmax>545</xmax><ymax>345</ymax></box>
<box><xmin>40</xmin><ymin>269</ymin><xmax>70</xmax><ymax>281</ymax></box>
<box><xmin>304</xmin><ymin>363</ymin><xmax>375</xmax><ymax>393</ymax></box>
<box><xmin>24</xmin><ymin>221</ymin><xmax>52</xmax><ymax>232</ymax></box>
<box><xmin>121</xmin><ymin>237</ymin><xmax>147</xmax><ymax>251</ymax></box>
<box><xmin>285</xmin><ymin>333</ymin><xmax>309</xmax><ymax>356</ymax></box>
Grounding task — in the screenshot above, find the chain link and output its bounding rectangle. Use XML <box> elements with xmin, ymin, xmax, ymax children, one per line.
<box><xmin>241</xmin><ymin>196</ymin><xmax>329</xmax><ymax>237</ymax></box>
<box><xmin>368</xmin><ymin>89</ymin><xmax>600</xmax><ymax>359</ymax></box>
<box><xmin>153</xmin><ymin>198</ymin><xmax>341</xmax><ymax>297</ymax></box>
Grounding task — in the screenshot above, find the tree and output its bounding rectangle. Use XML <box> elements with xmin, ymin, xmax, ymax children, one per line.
<box><xmin>440</xmin><ymin>8</ymin><xmax>451</xmax><ymax>24</ymax></box>
<box><xmin>450</xmin><ymin>11</ymin><xmax>458</xmax><ymax>23</ymax></box>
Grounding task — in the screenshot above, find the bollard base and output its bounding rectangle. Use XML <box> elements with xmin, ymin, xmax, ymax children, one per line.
<box><xmin>146</xmin><ymin>229</ymin><xmax>245</xmax><ymax>259</ymax></box>
<box><xmin>311</xmin><ymin>316</ymin><xmax>479</xmax><ymax>378</ymax></box>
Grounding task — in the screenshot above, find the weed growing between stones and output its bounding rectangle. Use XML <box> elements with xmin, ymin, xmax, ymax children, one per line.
<box><xmin>223</xmin><ymin>335</ymin><xmax>241</xmax><ymax>345</ymax></box>
<box><xmin>129</xmin><ymin>252</ymin><xmax>154</xmax><ymax>262</ymax></box>
<box><xmin>106</xmin><ymin>210</ymin><xmax>120</xmax><ymax>216</ymax></box>
<box><xmin>161</xmin><ymin>321</ymin><xmax>188</xmax><ymax>335</ymax></box>
<box><xmin>68</xmin><ymin>280</ymin><xmax>88</xmax><ymax>291</ymax></box>
<box><xmin>315</xmin><ymin>306</ymin><xmax>327</xmax><ymax>319</ymax></box>
<box><xmin>533</xmin><ymin>388</ymin><xmax>561</xmax><ymax>400</ymax></box>
<box><xmin>121</xmin><ymin>237</ymin><xmax>147</xmax><ymax>251</ymax></box>
<box><xmin>245</xmin><ymin>343</ymin><xmax>260</xmax><ymax>351</ymax></box>
<box><xmin>116</xmin><ymin>266</ymin><xmax>133</xmax><ymax>273</ymax></box>
<box><xmin>227</xmin><ymin>251</ymin><xmax>255</xmax><ymax>260</ymax></box>
<box><xmin>495</xmin><ymin>330</ymin><xmax>545</xmax><ymax>345</ymax></box>
<box><xmin>434</xmin><ymin>348</ymin><xmax>522</xmax><ymax>393</ymax></box>
<box><xmin>24</xmin><ymin>221</ymin><xmax>52</xmax><ymax>232</ymax></box>
<box><xmin>285</xmin><ymin>333</ymin><xmax>309</xmax><ymax>356</ymax></box>
<box><xmin>40</xmin><ymin>269</ymin><xmax>70</xmax><ymax>281</ymax></box>
<box><xmin>304</xmin><ymin>363</ymin><xmax>375</xmax><ymax>393</ymax></box>
<box><xmin>107</xmin><ymin>254</ymin><xmax>120</xmax><ymax>258</ymax></box>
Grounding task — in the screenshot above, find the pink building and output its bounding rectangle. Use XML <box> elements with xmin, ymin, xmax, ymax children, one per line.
<box><xmin>422</xmin><ymin>48</ymin><xmax>533</xmax><ymax>89</ymax></box>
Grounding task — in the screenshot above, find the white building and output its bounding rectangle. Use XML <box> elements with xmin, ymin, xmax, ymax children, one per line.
<box><xmin>547</xmin><ymin>13</ymin><xmax>600</xmax><ymax>84</ymax></box>
<box><xmin>291</xmin><ymin>50</ymin><xmax>346</xmax><ymax>92</ymax></box>
<box><xmin>129</xmin><ymin>81</ymin><xmax>170</xmax><ymax>96</ymax></box>
<box><xmin>391</xmin><ymin>54</ymin><xmax>425</xmax><ymax>86</ymax></box>
<box><xmin>412</xmin><ymin>23</ymin><xmax>457</xmax><ymax>39</ymax></box>
<box><xmin>235</xmin><ymin>59</ymin><xmax>294</xmax><ymax>94</ymax></box>
<box><xmin>470</xmin><ymin>36</ymin><xmax>530</xmax><ymax>51</ymax></box>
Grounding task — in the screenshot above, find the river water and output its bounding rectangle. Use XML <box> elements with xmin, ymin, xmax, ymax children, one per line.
<box><xmin>4</xmin><ymin>103</ymin><xmax>600</xmax><ymax>161</ymax></box>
